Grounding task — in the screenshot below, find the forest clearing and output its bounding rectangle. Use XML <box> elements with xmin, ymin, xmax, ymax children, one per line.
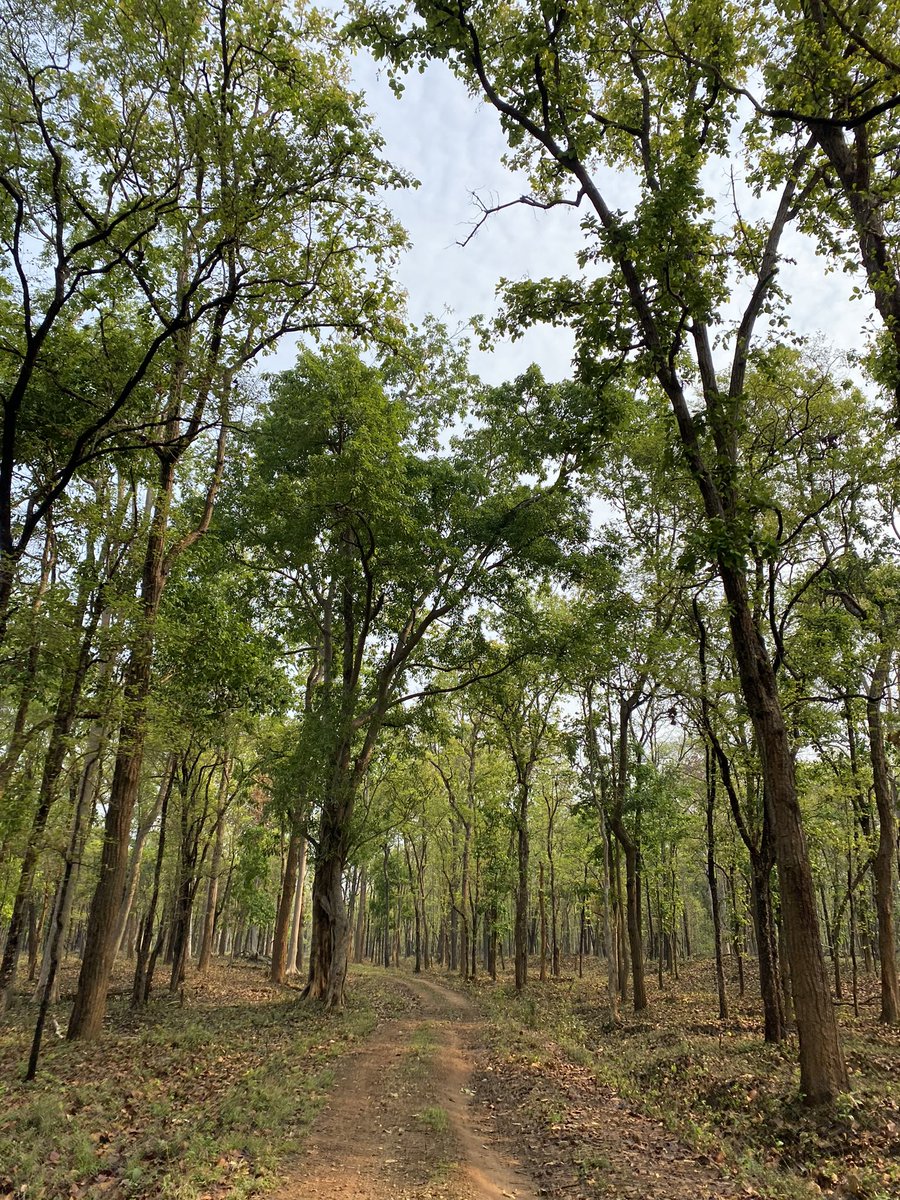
<box><xmin>1</xmin><ymin>959</ymin><xmax>899</xmax><ymax>1200</ymax></box>
<box><xmin>2</xmin><ymin>0</ymin><xmax>900</xmax><ymax>1197</ymax></box>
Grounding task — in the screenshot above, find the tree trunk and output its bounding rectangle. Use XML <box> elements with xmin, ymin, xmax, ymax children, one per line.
<box><xmin>514</xmin><ymin>784</ymin><xmax>529</xmax><ymax>992</ymax></box>
<box><xmin>198</xmin><ymin>769</ymin><xmax>229</xmax><ymax>975</ymax></box>
<box><xmin>36</xmin><ymin>610</ymin><xmax>114</xmax><ymax>1001</ymax></box>
<box><xmin>599</xmin><ymin>805</ymin><xmax>618</xmax><ymax>1023</ymax></box>
<box><xmin>352</xmin><ymin>863</ymin><xmax>366</xmax><ymax>964</ymax></box>
<box><xmin>271</xmin><ymin>827</ymin><xmax>301</xmax><ymax>984</ymax></box>
<box><xmin>849</xmin><ymin>862</ymin><xmax>860</xmax><ymax>1017</ymax></box>
<box><xmin>459</xmin><ymin>818</ymin><xmax>471</xmax><ymax>980</ymax></box>
<box><xmin>132</xmin><ymin>767</ymin><xmax>173</xmax><ymax>1008</ymax></box>
<box><xmin>867</xmin><ymin>645</ymin><xmax>899</xmax><ymax>1024</ymax></box>
<box><xmin>615</xmin><ymin>842</ymin><xmax>629</xmax><ymax>1001</ymax></box>
<box><xmin>705</xmin><ymin>751</ymin><xmax>728</xmax><ymax>1020</ymax></box>
<box><xmin>0</xmin><ymin>529</ymin><xmax>54</xmax><ymax>810</ymax></box>
<box><xmin>538</xmin><ymin>860</ymin><xmax>547</xmax><ymax>982</ymax></box>
<box><xmin>613</xmin><ymin>821</ymin><xmax>647</xmax><ymax>1011</ymax></box>
<box><xmin>289</xmin><ymin>836</ymin><xmax>309</xmax><ymax>973</ymax></box>
<box><xmin>304</xmin><ymin>780</ymin><xmax>352</xmax><ymax>1008</ymax></box>
<box><xmin>717</xmin><ymin>561</ymin><xmax>847</xmax><ymax>1101</ymax></box>
<box><xmin>548</xmin><ymin>821</ymin><xmax>559</xmax><ymax>978</ymax></box>
<box><xmin>69</xmin><ymin>466</ymin><xmax>175</xmax><ymax>1040</ymax></box>
<box><xmin>0</xmin><ymin>583</ymin><xmax>99</xmax><ymax>1011</ymax></box>
<box><xmin>26</xmin><ymin>716</ymin><xmax>100</xmax><ymax>1080</ymax></box>
<box><xmin>112</xmin><ymin>758</ymin><xmax>173</xmax><ymax>963</ymax></box>
<box><xmin>751</xmin><ymin>858</ymin><xmax>785</xmax><ymax>1042</ymax></box>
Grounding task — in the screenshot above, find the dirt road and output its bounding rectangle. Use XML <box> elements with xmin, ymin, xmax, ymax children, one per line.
<box><xmin>273</xmin><ymin>973</ymin><xmax>536</xmax><ymax>1200</ymax></box>
<box><xmin>272</xmin><ymin>972</ymin><xmax>745</xmax><ymax>1200</ymax></box>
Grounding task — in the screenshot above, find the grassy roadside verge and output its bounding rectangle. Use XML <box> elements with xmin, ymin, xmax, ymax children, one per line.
<box><xmin>457</xmin><ymin>962</ymin><xmax>900</xmax><ymax>1200</ymax></box>
<box><xmin>0</xmin><ymin>962</ymin><xmax>402</xmax><ymax>1200</ymax></box>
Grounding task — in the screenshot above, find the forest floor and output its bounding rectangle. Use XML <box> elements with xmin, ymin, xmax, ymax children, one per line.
<box><xmin>457</xmin><ymin>957</ymin><xmax>900</xmax><ymax>1200</ymax></box>
<box><xmin>271</xmin><ymin>969</ymin><xmax>747</xmax><ymax>1200</ymax></box>
<box><xmin>1</xmin><ymin>957</ymin><xmax>898</xmax><ymax>1200</ymax></box>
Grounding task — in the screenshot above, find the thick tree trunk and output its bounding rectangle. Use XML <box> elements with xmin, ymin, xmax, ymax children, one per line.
<box><xmin>613</xmin><ymin>821</ymin><xmax>647</xmax><ymax>1011</ymax></box>
<box><xmin>867</xmin><ymin>646</ymin><xmax>900</xmax><ymax>1024</ymax></box>
<box><xmin>68</xmin><ymin>468</ymin><xmax>174</xmax><ymax>1040</ymax></box>
<box><xmin>306</xmin><ymin>852</ymin><xmax>350</xmax><ymax>1007</ymax></box>
<box><xmin>717</xmin><ymin>562</ymin><xmax>847</xmax><ymax>1102</ymax></box>
<box><xmin>304</xmin><ymin>775</ymin><xmax>352</xmax><ymax>1007</ymax></box>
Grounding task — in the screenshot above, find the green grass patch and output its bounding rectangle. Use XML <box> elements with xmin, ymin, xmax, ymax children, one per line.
<box><xmin>0</xmin><ymin>961</ymin><xmax>393</xmax><ymax>1200</ymax></box>
<box><xmin>416</xmin><ymin>1104</ymin><xmax>449</xmax><ymax>1132</ymax></box>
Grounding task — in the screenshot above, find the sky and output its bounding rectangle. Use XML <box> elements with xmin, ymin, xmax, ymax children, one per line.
<box><xmin>301</xmin><ymin>48</ymin><xmax>876</xmax><ymax>392</ymax></box>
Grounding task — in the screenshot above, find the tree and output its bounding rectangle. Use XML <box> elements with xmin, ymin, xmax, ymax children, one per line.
<box><xmin>235</xmin><ymin>347</ymin><xmax>595</xmax><ymax>1006</ymax></box>
<box><xmin>475</xmin><ymin>642</ymin><xmax>563</xmax><ymax>992</ymax></box>
<box><xmin>354</xmin><ymin>0</ymin><xmax>851</xmax><ymax>1102</ymax></box>
<box><xmin>64</xmin><ymin>0</ymin><xmax>406</xmax><ymax>1040</ymax></box>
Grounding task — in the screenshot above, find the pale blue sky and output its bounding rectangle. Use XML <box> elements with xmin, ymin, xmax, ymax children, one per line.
<box><xmin>345</xmin><ymin>52</ymin><xmax>874</xmax><ymax>385</ymax></box>
<box><xmin>268</xmin><ymin>30</ymin><xmax>874</xmax><ymax>391</ymax></box>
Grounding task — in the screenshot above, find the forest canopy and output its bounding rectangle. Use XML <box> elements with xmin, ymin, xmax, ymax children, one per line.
<box><xmin>1</xmin><ymin>1</ymin><xmax>900</xmax><ymax>1195</ymax></box>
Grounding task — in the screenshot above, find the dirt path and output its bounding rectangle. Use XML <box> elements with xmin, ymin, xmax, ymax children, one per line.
<box><xmin>273</xmin><ymin>973</ymin><xmax>536</xmax><ymax>1200</ymax></box>
<box><xmin>272</xmin><ymin>973</ymin><xmax>745</xmax><ymax>1200</ymax></box>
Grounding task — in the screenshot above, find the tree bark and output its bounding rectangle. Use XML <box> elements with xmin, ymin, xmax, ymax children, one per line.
<box><xmin>26</xmin><ymin>707</ymin><xmax>103</xmax><ymax>1080</ymax></box>
<box><xmin>598</xmin><ymin>805</ymin><xmax>618</xmax><ymax>1022</ymax></box>
<box><xmin>612</xmin><ymin>819</ymin><xmax>647</xmax><ymax>1012</ymax></box>
<box><xmin>197</xmin><ymin>764</ymin><xmax>229</xmax><ymax>975</ymax></box>
<box><xmin>867</xmin><ymin>644</ymin><xmax>899</xmax><ymax>1023</ymax></box>
<box><xmin>304</xmin><ymin>771</ymin><xmax>353</xmax><ymax>1007</ymax></box>
<box><xmin>288</xmin><ymin>836</ymin><xmax>309</xmax><ymax>974</ymax></box>
<box><xmin>271</xmin><ymin>827</ymin><xmax>301</xmax><ymax>984</ymax></box>
<box><xmin>69</xmin><ymin>466</ymin><xmax>176</xmax><ymax>1039</ymax></box>
<box><xmin>514</xmin><ymin>782</ymin><xmax>529</xmax><ymax>992</ymax></box>
<box><xmin>547</xmin><ymin>791</ymin><xmax>560</xmax><ymax>978</ymax></box>
<box><xmin>352</xmin><ymin>862</ymin><xmax>366</xmax><ymax>965</ymax></box>
<box><xmin>705</xmin><ymin>751</ymin><xmax>728</xmax><ymax>1020</ymax></box>
<box><xmin>711</xmin><ymin>551</ymin><xmax>847</xmax><ymax>1100</ymax></box>
<box><xmin>131</xmin><ymin>766</ymin><xmax>173</xmax><ymax>1008</ymax></box>
<box><xmin>538</xmin><ymin>860</ymin><xmax>547</xmax><ymax>982</ymax></box>
<box><xmin>750</xmin><ymin>856</ymin><xmax>785</xmax><ymax>1042</ymax></box>
<box><xmin>112</xmin><ymin>759</ymin><xmax>173</xmax><ymax>963</ymax></box>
